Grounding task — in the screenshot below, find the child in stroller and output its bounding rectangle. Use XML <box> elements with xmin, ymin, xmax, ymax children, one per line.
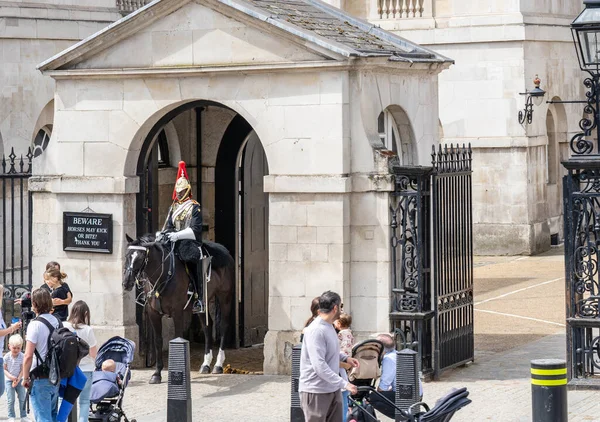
<box><xmin>347</xmin><ymin>338</ymin><xmax>471</xmax><ymax>422</ymax></box>
<box><xmin>88</xmin><ymin>336</ymin><xmax>137</xmax><ymax>422</ymax></box>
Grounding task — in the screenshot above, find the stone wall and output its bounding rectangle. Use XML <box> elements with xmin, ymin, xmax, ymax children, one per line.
<box><xmin>324</xmin><ymin>0</ymin><xmax>584</xmax><ymax>255</ymax></box>
<box><xmin>0</xmin><ymin>3</ymin><xmax>119</xmax><ymax>152</ymax></box>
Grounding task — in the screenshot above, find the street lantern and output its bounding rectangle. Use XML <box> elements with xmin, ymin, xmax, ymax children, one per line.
<box><xmin>518</xmin><ymin>75</ymin><xmax>546</xmax><ymax>125</ymax></box>
<box><xmin>572</xmin><ymin>0</ymin><xmax>600</xmax><ymax>74</ymax></box>
<box><xmin>569</xmin><ymin>0</ymin><xmax>600</xmax><ymax>154</ymax></box>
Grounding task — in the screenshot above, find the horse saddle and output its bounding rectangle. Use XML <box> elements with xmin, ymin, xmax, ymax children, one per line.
<box><xmin>176</xmin><ymin>240</ymin><xmax>212</xmax><ymax>282</ymax></box>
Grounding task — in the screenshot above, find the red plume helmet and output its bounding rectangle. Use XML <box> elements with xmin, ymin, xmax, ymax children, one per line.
<box><xmin>172</xmin><ymin>161</ymin><xmax>192</xmax><ymax>201</ymax></box>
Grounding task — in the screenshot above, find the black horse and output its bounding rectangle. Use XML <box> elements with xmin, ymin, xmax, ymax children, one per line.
<box><xmin>123</xmin><ymin>233</ymin><xmax>235</xmax><ymax>384</ymax></box>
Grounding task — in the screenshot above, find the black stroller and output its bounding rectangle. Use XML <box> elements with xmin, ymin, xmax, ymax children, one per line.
<box><xmin>88</xmin><ymin>336</ymin><xmax>137</xmax><ymax>422</ymax></box>
<box><xmin>347</xmin><ymin>340</ymin><xmax>471</xmax><ymax>422</ymax></box>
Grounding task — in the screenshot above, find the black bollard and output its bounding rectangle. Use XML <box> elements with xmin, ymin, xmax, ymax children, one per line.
<box><xmin>395</xmin><ymin>348</ymin><xmax>420</xmax><ymax>421</ymax></box>
<box><xmin>291</xmin><ymin>344</ymin><xmax>304</xmax><ymax>422</ymax></box>
<box><xmin>531</xmin><ymin>359</ymin><xmax>568</xmax><ymax>422</ymax></box>
<box><xmin>167</xmin><ymin>337</ymin><xmax>192</xmax><ymax>422</ymax></box>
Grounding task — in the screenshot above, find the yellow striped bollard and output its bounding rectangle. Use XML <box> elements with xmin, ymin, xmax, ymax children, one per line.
<box><xmin>531</xmin><ymin>359</ymin><xmax>568</xmax><ymax>422</ymax></box>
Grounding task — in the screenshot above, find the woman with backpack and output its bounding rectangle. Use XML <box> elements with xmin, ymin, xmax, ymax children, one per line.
<box><xmin>22</xmin><ymin>288</ymin><xmax>61</xmax><ymax>422</ymax></box>
<box><xmin>64</xmin><ymin>301</ymin><xmax>97</xmax><ymax>422</ymax></box>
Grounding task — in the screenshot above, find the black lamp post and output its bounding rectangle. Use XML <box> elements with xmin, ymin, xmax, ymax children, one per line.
<box><xmin>570</xmin><ymin>0</ymin><xmax>600</xmax><ymax>154</ymax></box>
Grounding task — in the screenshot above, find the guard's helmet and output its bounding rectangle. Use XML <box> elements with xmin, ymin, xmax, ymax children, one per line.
<box><xmin>173</xmin><ymin>161</ymin><xmax>191</xmax><ymax>202</ymax></box>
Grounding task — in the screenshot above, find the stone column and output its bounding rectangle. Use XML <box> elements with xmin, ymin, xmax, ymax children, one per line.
<box><xmin>349</xmin><ymin>172</ymin><xmax>394</xmax><ymax>338</ymax></box>
<box><xmin>263</xmin><ymin>175</ymin><xmax>350</xmax><ymax>375</ymax></box>
<box><xmin>28</xmin><ymin>176</ymin><xmax>139</xmax><ymax>347</ymax></box>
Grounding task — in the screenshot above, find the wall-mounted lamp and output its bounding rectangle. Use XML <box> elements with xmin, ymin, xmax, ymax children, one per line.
<box><xmin>518</xmin><ymin>75</ymin><xmax>546</xmax><ymax>125</ymax></box>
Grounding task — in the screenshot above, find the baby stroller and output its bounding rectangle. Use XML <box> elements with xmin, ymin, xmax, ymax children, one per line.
<box><xmin>346</xmin><ymin>340</ymin><xmax>385</xmax><ymax>422</ymax></box>
<box><xmin>88</xmin><ymin>336</ymin><xmax>137</xmax><ymax>422</ymax></box>
<box><xmin>347</xmin><ymin>340</ymin><xmax>471</xmax><ymax>422</ymax></box>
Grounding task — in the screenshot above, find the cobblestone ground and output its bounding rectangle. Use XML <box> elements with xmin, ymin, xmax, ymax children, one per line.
<box><xmin>6</xmin><ymin>332</ymin><xmax>598</xmax><ymax>422</ymax></box>
<box><xmin>6</xmin><ymin>248</ymin><xmax>600</xmax><ymax>421</ymax></box>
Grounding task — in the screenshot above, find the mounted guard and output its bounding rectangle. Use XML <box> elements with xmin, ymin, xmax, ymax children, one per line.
<box><xmin>161</xmin><ymin>161</ymin><xmax>209</xmax><ymax>314</ymax></box>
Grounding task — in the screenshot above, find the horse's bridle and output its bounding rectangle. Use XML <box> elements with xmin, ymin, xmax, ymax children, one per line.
<box><xmin>126</xmin><ymin>242</ymin><xmax>176</xmax><ymax>308</ymax></box>
<box><xmin>126</xmin><ymin>245</ymin><xmax>149</xmax><ymax>288</ymax></box>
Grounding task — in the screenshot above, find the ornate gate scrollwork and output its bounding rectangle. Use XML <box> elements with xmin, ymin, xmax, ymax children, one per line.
<box><xmin>565</xmin><ymin>164</ymin><xmax>600</xmax><ymax>386</ymax></box>
<box><xmin>389</xmin><ymin>144</ymin><xmax>473</xmax><ymax>379</ymax></box>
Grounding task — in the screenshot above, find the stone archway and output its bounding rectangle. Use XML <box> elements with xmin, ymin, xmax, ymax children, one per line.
<box><xmin>133</xmin><ymin>99</ymin><xmax>269</xmax><ymax>362</ymax></box>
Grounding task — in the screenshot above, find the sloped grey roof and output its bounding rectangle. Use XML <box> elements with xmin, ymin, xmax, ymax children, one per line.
<box><xmin>38</xmin><ymin>0</ymin><xmax>451</xmax><ymax>71</ymax></box>
<box><xmin>243</xmin><ymin>0</ymin><xmax>449</xmax><ymax>61</ymax></box>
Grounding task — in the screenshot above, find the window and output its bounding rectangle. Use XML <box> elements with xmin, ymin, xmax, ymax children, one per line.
<box><xmin>378</xmin><ymin>111</ymin><xmax>400</xmax><ymax>155</ymax></box>
<box><xmin>33</xmin><ymin>126</ymin><xmax>52</xmax><ymax>158</ymax></box>
<box><xmin>157</xmin><ymin>130</ymin><xmax>170</xmax><ymax>168</ymax></box>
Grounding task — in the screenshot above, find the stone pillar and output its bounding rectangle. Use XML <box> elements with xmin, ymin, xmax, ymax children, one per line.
<box><xmin>28</xmin><ymin>176</ymin><xmax>139</xmax><ymax>347</ymax></box>
<box><xmin>263</xmin><ymin>175</ymin><xmax>350</xmax><ymax>375</ymax></box>
<box><xmin>350</xmin><ymin>177</ymin><xmax>394</xmax><ymax>338</ymax></box>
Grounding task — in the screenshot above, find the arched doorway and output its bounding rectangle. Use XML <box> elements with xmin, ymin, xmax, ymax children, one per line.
<box><xmin>546</xmin><ymin>98</ymin><xmax>568</xmax><ymax>243</ymax></box>
<box><xmin>135</xmin><ymin>100</ymin><xmax>269</xmax><ymax>362</ymax></box>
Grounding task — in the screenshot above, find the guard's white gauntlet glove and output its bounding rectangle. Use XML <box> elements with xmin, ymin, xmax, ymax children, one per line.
<box><xmin>167</xmin><ymin>227</ymin><xmax>196</xmax><ymax>242</ymax></box>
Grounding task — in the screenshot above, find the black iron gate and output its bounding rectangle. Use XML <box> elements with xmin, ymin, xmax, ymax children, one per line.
<box><xmin>389</xmin><ymin>144</ymin><xmax>474</xmax><ymax>379</ymax></box>
<box><xmin>0</xmin><ymin>148</ymin><xmax>33</xmax><ymax>321</ymax></box>
<box><xmin>563</xmin><ymin>159</ymin><xmax>600</xmax><ymax>386</ymax></box>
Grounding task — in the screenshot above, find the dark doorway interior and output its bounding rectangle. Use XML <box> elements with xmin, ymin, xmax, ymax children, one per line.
<box><xmin>136</xmin><ymin>104</ymin><xmax>269</xmax><ymax>360</ymax></box>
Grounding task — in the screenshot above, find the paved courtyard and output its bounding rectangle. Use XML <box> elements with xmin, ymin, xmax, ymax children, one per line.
<box><xmin>4</xmin><ymin>247</ymin><xmax>600</xmax><ymax>421</ymax></box>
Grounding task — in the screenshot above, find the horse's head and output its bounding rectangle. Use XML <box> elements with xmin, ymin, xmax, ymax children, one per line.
<box><xmin>123</xmin><ymin>234</ymin><xmax>153</xmax><ymax>291</ymax></box>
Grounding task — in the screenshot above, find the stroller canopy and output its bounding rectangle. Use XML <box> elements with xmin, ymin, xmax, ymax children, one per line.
<box><xmin>95</xmin><ymin>336</ymin><xmax>136</xmax><ymax>370</ymax></box>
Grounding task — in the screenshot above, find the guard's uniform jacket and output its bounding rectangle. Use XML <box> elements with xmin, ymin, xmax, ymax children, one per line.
<box><xmin>163</xmin><ymin>199</ymin><xmax>202</xmax><ymax>241</ymax></box>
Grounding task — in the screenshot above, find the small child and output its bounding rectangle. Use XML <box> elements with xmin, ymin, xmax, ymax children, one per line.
<box><xmin>90</xmin><ymin>359</ymin><xmax>122</xmax><ymax>404</ymax></box>
<box><xmin>335</xmin><ymin>313</ymin><xmax>355</xmax><ymax>357</ymax></box>
<box><xmin>4</xmin><ymin>334</ymin><xmax>27</xmax><ymax>421</ymax></box>
<box><xmin>335</xmin><ymin>313</ymin><xmax>355</xmax><ymax>422</ymax></box>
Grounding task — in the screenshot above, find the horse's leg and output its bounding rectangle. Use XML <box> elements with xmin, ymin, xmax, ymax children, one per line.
<box><xmin>212</xmin><ymin>293</ymin><xmax>233</xmax><ymax>374</ymax></box>
<box><xmin>148</xmin><ymin>307</ymin><xmax>163</xmax><ymax>384</ymax></box>
<box><xmin>200</xmin><ymin>310</ymin><xmax>214</xmax><ymax>374</ymax></box>
<box><xmin>173</xmin><ymin>311</ymin><xmax>185</xmax><ymax>339</ymax></box>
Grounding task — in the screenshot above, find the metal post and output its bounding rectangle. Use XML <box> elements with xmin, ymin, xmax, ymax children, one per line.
<box><xmin>395</xmin><ymin>349</ymin><xmax>419</xmax><ymax>421</ymax></box>
<box><xmin>167</xmin><ymin>338</ymin><xmax>192</xmax><ymax>422</ymax></box>
<box><xmin>531</xmin><ymin>359</ymin><xmax>568</xmax><ymax>422</ymax></box>
<box><xmin>291</xmin><ymin>344</ymin><xmax>304</xmax><ymax>422</ymax></box>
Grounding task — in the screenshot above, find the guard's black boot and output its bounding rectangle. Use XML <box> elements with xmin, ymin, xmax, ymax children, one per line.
<box><xmin>192</xmin><ymin>262</ymin><xmax>205</xmax><ymax>314</ymax></box>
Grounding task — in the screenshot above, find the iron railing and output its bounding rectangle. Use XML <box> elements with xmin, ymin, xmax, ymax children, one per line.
<box><xmin>389</xmin><ymin>144</ymin><xmax>474</xmax><ymax>379</ymax></box>
<box><xmin>431</xmin><ymin>145</ymin><xmax>474</xmax><ymax>375</ymax></box>
<box><xmin>0</xmin><ymin>147</ymin><xmax>33</xmax><ymax>325</ymax></box>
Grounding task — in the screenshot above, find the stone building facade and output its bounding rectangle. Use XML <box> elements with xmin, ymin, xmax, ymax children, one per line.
<box><xmin>2</xmin><ymin>0</ymin><xmax>587</xmax><ymax>375</ymax></box>
<box><xmin>30</xmin><ymin>0</ymin><xmax>450</xmax><ymax>374</ymax></box>
<box><xmin>0</xmin><ymin>0</ymin><xmax>121</xmax><ymax>155</ymax></box>
<box><xmin>328</xmin><ymin>0</ymin><xmax>586</xmax><ymax>255</ymax></box>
